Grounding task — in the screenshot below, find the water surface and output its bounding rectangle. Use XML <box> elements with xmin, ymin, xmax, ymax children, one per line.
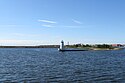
<box><xmin>0</xmin><ymin>48</ymin><xmax>125</xmax><ymax>83</ymax></box>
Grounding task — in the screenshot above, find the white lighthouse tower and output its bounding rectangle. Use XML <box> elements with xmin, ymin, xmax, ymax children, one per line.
<box><xmin>58</xmin><ymin>40</ymin><xmax>64</xmax><ymax>51</ymax></box>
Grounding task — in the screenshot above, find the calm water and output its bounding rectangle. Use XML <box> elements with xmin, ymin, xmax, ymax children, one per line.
<box><xmin>0</xmin><ymin>48</ymin><xmax>125</xmax><ymax>83</ymax></box>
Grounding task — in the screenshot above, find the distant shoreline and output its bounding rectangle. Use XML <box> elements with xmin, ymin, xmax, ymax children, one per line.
<box><xmin>89</xmin><ymin>47</ymin><xmax>123</xmax><ymax>51</ymax></box>
<box><xmin>65</xmin><ymin>47</ymin><xmax>124</xmax><ymax>51</ymax></box>
<box><xmin>0</xmin><ymin>45</ymin><xmax>60</xmax><ymax>48</ymax></box>
<box><xmin>0</xmin><ymin>45</ymin><xmax>124</xmax><ymax>51</ymax></box>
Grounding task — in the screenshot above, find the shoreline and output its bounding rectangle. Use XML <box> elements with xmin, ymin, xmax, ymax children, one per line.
<box><xmin>0</xmin><ymin>46</ymin><xmax>124</xmax><ymax>51</ymax></box>
<box><xmin>66</xmin><ymin>47</ymin><xmax>124</xmax><ymax>51</ymax></box>
<box><xmin>0</xmin><ymin>45</ymin><xmax>60</xmax><ymax>48</ymax></box>
<box><xmin>89</xmin><ymin>47</ymin><xmax>125</xmax><ymax>50</ymax></box>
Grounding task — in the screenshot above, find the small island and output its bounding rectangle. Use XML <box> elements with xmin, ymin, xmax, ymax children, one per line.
<box><xmin>66</xmin><ymin>44</ymin><xmax>124</xmax><ymax>51</ymax></box>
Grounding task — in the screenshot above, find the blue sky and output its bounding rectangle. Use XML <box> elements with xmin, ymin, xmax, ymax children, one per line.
<box><xmin>0</xmin><ymin>0</ymin><xmax>125</xmax><ymax>45</ymax></box>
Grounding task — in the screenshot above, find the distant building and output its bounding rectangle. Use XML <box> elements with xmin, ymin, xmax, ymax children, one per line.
<box><xmin>112</xmin><ymin>44</ymin><xmax>122</xmax><ymax>47</ymax></box>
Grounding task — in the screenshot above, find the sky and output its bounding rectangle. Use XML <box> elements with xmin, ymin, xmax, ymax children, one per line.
<box><xmin>0</xmin><ymin>0</ymin><xmax>125</xmax><ymax>45</ymax></box>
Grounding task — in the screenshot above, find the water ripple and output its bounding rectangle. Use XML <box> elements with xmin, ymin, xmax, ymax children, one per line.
<box><xmin>0</xmin><ymin>48</ymin><xmax>125</xmax><ymax>82</ymax></box>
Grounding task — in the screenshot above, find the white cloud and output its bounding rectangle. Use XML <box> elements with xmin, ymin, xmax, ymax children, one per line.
<box><xmin>0</xmin><ymin>39</ymin><xmax>61</xmax><ymax>46</ymax></box>
<box><xmin>0</xmin><ymin>40</ymin><xmax>43</xmax><ymax>46</ymax></box>
<box><xmin>41</xmin><ymin>24</ymin><xmax>83</xmax><ymax>28</ymax></box>
<box><xmin>42</xmin><ymin>24</ymin><xmax>54</xmax><ymax>27</ymax></box>
<box><xmin>72</xmin><ymin>19</ymin><xmax>82</xmax><ymax>24</ymax></box>
<box><xmin>38</xmin><ymin>19</ymin><xmax>84</xmax><ymax>28</ymax></box>
<box><xmin>38</xmin><ymin>19</ymin><xmax>57</xmax><ymax>24</ymax></box>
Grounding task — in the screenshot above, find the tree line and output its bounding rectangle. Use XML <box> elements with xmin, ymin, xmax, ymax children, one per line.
<box><xmin>67</xmin><ymin>44</ymin><xmax>113</xmax><ymax>48</ymax></box>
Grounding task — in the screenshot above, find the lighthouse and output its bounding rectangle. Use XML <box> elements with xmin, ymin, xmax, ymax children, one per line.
<box><xmin>58</xmin><ymin>40</ymin><xmax>65</xmax><ymax>51</ymax></box>
<box><xmin>60</xmin><ymin>40</ymin><xmax>64</xmax><ymax>50</ymax></box>
<box><xmin>58</xmin><ymin>40</ymin><xmax>88</xmax><ymax>51</ymax></box>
